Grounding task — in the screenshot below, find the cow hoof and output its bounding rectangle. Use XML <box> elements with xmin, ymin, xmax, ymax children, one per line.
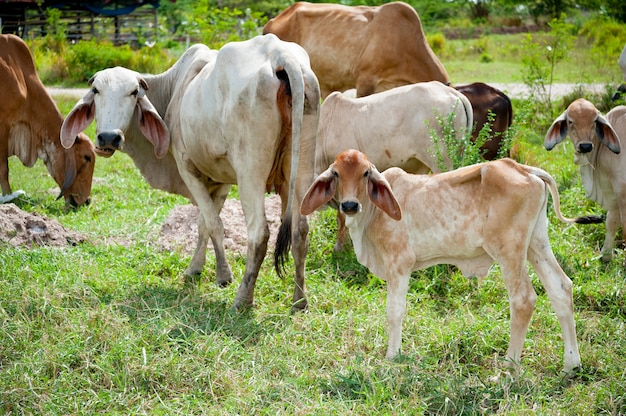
<box><xmin>217</xmin><ymin>277</ymin><xmax>233</xmax><ymax>288</ymax></box>
<box><xmin>183</xmin><ymin>272</ymin><xmax>202</xmax><ymax>286</ymax></box>
<box><xmin>233</xmin><ymin>298</ymin><xmax>254</xmax><ymax>311</ymax></box>
<box><xmin>290</xmin><ymin>298</ymin><xmax>308</xmax><ymax>313</ymax></box>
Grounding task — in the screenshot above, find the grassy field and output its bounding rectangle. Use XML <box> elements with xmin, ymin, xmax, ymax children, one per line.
<box><xmin>2</xmin><ymin>49</ymin><xmax>626</xmax><ymax>414</ymax></box>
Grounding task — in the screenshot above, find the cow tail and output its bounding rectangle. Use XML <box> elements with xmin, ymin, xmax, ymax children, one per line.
<box><xmin>274</xmin><ymin>55</ymin><xmax>306</xmax><ymax>279</ymax></box>
<box><xmin>528</xmin><ymin>166</ymin><xmax>604</xmax><ymax>225</ymax></box>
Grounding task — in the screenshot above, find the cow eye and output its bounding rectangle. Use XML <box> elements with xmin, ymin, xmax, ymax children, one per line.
<box><xmin>91</xmin><ymin>87</ymin><xmax>99</xmax><ymax>94</ymax></box>
<box><xmin>85</xmin><ymin>155</ymin><xmax>92</xmax><ymax>163</ymax></box>
<box><xmin>332</xmin><ymin>170</ymin><xmax>338</xmax><ymax>178</ymax></box>
<box><xmin>363</xmin><ymin>170</ymin><xmax>369</xmax><ymax>178</ymax></box>
<box><xmin>131</xmin><ymin>88</ymin><xmax>139</xmax><ymax>97</ymax></box>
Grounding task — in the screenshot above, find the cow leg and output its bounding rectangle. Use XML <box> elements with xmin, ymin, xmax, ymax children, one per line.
<box><xmin>334</xmin><ymin>210</ymin><xmax>349</xmax><ymax>252</ymax></box>
<box><xmin>189</xmin><ymin>185</ymin><xmax>234</xmax><ymax>286</ymax></box>
<box><xmin>528</xmin><ymin>236</ymin><xmax>581</xmax><ymax>373</ymax></box>
<box><xmin>233</xmin><ymin>186</ymin><xmax>270</xmax><ymax>309</ymax></box>
<box><xmin>499</xmin><ymin>257</ymin><xmax>537</xmax><ymax>370</ymax></box>
<box><xmin>385</xmin><ymin>274</ymin><xmax>410</xmax><ymax>359</ymax></box>
<box><xmin>601</xmin><ymin>209</ymin><xmax>619</xmax><ymax>262</ymax></box>
<box><xmin>290</xmin><ymin>211</ymin><xmax>309</xmax><ymax>311</ymax></box>
<box><xmin>179</xmin><ymin>172</ymin><xmax>233</xmax><ymax>286</ymax></box>
<box><xmin>0</xmin><ymin>135</ymin><xmax>11</xmax><ymax>195</ymax></box>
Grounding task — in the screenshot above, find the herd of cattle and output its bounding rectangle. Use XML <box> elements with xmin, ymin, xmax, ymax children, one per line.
<box><xmin>3</xmin><ymin>1</ymin><xmax>626</xmax><ymax>374</ymax></box>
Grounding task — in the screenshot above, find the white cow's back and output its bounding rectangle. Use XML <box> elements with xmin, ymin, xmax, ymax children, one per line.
<box><xmin>315</xmin><ymin>81</ymin><xmax>472</xmax><ymax>176</ymax></box>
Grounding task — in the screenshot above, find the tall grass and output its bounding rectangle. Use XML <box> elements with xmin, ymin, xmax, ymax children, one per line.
<box><xmin>2</xmin><ymin>57</ymin><xmax>626</xmax><ymax>415</ymax></box>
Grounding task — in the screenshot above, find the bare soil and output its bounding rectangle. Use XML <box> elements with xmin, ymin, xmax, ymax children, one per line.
<box><xmin>0</xmin><ymin>195</ymin><xmax>284</xmax><ymax>256</ymax></box>
<box><xmin>157</xmin><ymin>194</ymin><xmax>284</xmax><ymax>256</ymax></box>
<box><xmin>0</xmin><ymin>203</ymin><xmax>85</xmax><ymax>248</ymax></box>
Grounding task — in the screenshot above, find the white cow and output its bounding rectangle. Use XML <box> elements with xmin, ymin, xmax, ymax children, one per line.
<box><xmin>61</xmin><ymin>36</ymin><xmax>321</xmax><ymax>310</ymax></box>
<box><xmin>545</xmin><ymin>99</ymin><xmax>624</xmax><ymax>262</ymax></box>
<box><xmin>316</xmin><ymin>81</ymin><xmax>473</xmax><ymax>251</ymax></box>
<box><xmin>302</xmin><ymin>149</ymin><xmax>602</xmax><ymax>373</ymax></box>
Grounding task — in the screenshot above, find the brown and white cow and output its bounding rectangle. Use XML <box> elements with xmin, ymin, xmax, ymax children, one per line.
<box><xmin>62</xmin><ymin>36</ymin><xmax>320</xmax><ymax>310</ymax></box>
<box><xmin>263</xmin><ymin>1</ymin><xmax>450</xmax><ymax>98</ymax></box>
<box><xmin>545</xmin><ymin>99</ymin><xmax>624</xmax><ymax>262</ymax></box>
<box><xmin>315</xmin><ymin>81</ymin><xmax>473</xmax><ymax>251</ymax></box>
<box><xmin>1</xmin><ymin>34</ymin><xmax>95</xmax><ymax>206</ymax></box>
<box><xmin>455</xmin><ymin>82</ymin><xmax>513</xmax><ymax>160</ymax></box>
<box><xmin>302</xmin><ymin>149</ymin><xmax>601</xmax><ymax>373</ymax></box>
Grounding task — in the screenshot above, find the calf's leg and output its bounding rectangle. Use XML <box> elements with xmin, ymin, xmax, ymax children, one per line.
<box><xmin>499</xmin><ymin>257</ymin><xmax>537</xmax><ymax>369</ymax></box>
<box><xmin>385</xmin><ymin>274</ymin><xmax>410</xmax><ymax>359</ymax></box>
<box><xmin>601</xmin><ymin>209</ymin><xmax>619</xmax><ymax>262</ymax></box>
<box><xmin>528</xmin><ymin>234</ymin><xmax>581</xmax><ymax>373</ymax></box>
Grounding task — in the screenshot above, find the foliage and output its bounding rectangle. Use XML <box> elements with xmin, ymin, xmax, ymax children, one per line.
<box><xmin>520</xmin><ymin>18</ymin><xmax>576</xmax><ymax>111</ymax></box>
<box><xmin>64</xmin><ymin>40</ymin><xmax>174</xmax><ymax>84</ymax></box>
<box><xmin>580</xmin><ymin>16</ymin><xmax>626</xmax><ymax>71</ymax></box>
<box><xmin>159</xmin><ymin>1</ymin><xmax>267</xmax><ymax>49</ymax></box>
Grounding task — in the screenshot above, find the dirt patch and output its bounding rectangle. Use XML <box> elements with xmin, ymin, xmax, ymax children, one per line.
<box><xmin>0</xmin><ymin>203</ymin><xmax>85</xmax><ymax>248</ymax></box>
<box><xmin>0</xmin><ymin>195</ymin><xmax>287</xmax><ymax>255</ymax></box>
<box><xmin>158</xmin><ymin>194</ymin><xmax>284</xmax><ymax>256</ymax></box>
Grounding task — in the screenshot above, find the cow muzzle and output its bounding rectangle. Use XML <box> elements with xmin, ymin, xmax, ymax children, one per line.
<box><xmin>340</xmin><ymin>200</ymin><xmax>361</xmax><ymax>216</ymax></box>
<box><xmin>96</xmin><ymin>130</ymin><xmax>124</xmax><ymax>157</ymax></box>
<box><xmin>577</xmin><ymin>142</ymin><xmax>593</xmax><ymax>154</ymax></box>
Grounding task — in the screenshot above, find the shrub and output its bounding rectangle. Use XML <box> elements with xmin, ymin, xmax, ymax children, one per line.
<box><xmin>427</xmin><ymin>32</ymin><xmax>446</xmax><ymax>55</ymax></box>
<box><xmin>64</xmin><ymin>41</ymin><xmax>173</xmax><ymax>84</ymax></box>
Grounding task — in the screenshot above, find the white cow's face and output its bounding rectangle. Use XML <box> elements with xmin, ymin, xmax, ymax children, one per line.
<box><xmin>90</xmin><ymin>67</ymin><xmax>146</xmax><ymax>156</ymax></box>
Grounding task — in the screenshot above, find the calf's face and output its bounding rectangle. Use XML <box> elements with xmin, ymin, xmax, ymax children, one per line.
<box><xmin>301</xmin><ymin>149</ymin><xmax>401</xmax><ymax>221</ymax></box>
<box><xmin>545</xmin><ymin>98</ymin><xmax>621</xmax><ymax>156</ymax></box>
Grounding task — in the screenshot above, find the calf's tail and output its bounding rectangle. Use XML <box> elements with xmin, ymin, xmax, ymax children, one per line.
<box><xmin>528</xmin><ymin>166</ymin><xmax>604</xmax><ymax>224</ymax></box>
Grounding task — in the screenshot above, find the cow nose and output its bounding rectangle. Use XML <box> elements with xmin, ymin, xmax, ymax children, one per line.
<box><xmin>578</xmin><ymin>143</ymin><xmax>593</xmax><ymax>153</ymax></box>
<box><xmin>97</xmin><ymin>131</ymin><xmax>123</xmax><ymax>150</ymax></box>
<box><xmin>341</xmin><ymin>200</ymin><xmax>360</xmax><ymax>215</ymax></box>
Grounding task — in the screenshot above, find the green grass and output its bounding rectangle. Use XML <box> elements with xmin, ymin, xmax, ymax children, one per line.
<box><xmin>2</xmin><ymin>58</ymin><xmax>626</xmax><ymax>414</ymax></box>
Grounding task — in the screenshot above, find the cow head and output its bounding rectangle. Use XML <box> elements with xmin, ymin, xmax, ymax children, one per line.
<box><xmin>61</xmin><ymin>67</ymin><xmax>170</xmax><ymax>159</ymax></box>
<box><xmin>545</xmin><ymin>98</ymin><xmax>621</xmax><ymax>156</ymax></box>
<box><xmin>301</xmin><ymin>149</ymin><xmax>401</xmax><ymax>221</ymax></box>
<box><xmin>54</xmin><ymin>132</ymin><xmax>96</xmax><ymax>207</ymax></box>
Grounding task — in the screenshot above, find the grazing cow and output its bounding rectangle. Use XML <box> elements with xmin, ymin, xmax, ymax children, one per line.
<box><xmin>263</xmin><ymin>1</ymin><xmax>450</xmax><ymax>98</ymax></box>
<box><xmin>61</xmin><ymin>35</ymin><xmax>320</xmax><ymax>310</ymax></box>
<box><xmin>302</xmin><ymin>149</ymin><xmax>601</xmax><ymax>372</ymax></box>
<box><xmin>545</xmin><ymin>99</ymin><xmax>624</xmax><ymax>262</ymax></box>
<box><xmin>316</xmin><ymin>81</ymin><xmax>473</xmax><ymax>251</ymax></box>
<box><xmin>1</xmin><ymin>34</ymin><xmax>95</xmax><ymax>206</ymax></box>
<box><xmin>455</xmin><ymin>82</ymin><xmax>513</xmax><ymax>160</ymax></box>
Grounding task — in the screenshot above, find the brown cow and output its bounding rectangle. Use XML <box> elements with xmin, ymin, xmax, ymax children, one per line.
<box><xmin>0</xmin><ymin>34</ymin><xmax>95</xmax><ymax>206</ymax></box>
<box><xmin>455</xmin><ymin>82</ymin><xmax>513</xmax><ymax>160</ymax></box>
<box><xmin>263</xmin><ymin>1</ymin><xmax>450</xmax><ymax>98</ymax></box>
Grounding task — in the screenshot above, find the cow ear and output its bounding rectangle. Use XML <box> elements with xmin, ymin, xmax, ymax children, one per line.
<box><xmin>300</xmin><ymin>167</ymin><xmax>336</xmax><ymax>215</ymax></box>
<box><xmin>136</xmin><ymin>96</ymin><xmax>170</xmax><ymax>159</ymax></box>
<box><xmin>596</xmin><ymin>113</ymin><xmax>621</xmax><ymax>154</ymax></box>
<box><xmin>367</xmin><ymin>167</ymin><xmax>401</xmax><ymax>220</ymax></box>
<box><xmin>545</xmin><ymin>110</ymin><xmax>569</xmax><ymax>151</ymax></box>
<box><xmin>61</xmin><ymin>90</ymin><xmax>95</xmax><ymax>149</ymax></box>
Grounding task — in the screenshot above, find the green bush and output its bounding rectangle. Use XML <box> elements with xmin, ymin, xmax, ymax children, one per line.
<box><xmin>65</xmin><ymin>41</ymin><xmax>173</xmax><ymax>84</ymax></box>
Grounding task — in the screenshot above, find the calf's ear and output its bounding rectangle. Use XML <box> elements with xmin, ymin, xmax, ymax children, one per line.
<box><xmin>301</xmin><ymin>167</ymin><xmax>336</xmax><ymax>215</ymax></box>
<box><xmin>596</xmin><ymin>114</ymin><xmax>621</xmax><ymax>154</ymax></box>
<box><xmin>367</xmin><ymin>168</ymin><xmax>402</xmax><ymax>221</ymax></box>
<box><xmin>61</xmin><ymin>90</ymin><xmax>96</xmax><ymax>149</ymax></box>
<box><xmin>544</xmin><ymin>110</ymin><xmax>568</xmax><ymax>150</ymax></box>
